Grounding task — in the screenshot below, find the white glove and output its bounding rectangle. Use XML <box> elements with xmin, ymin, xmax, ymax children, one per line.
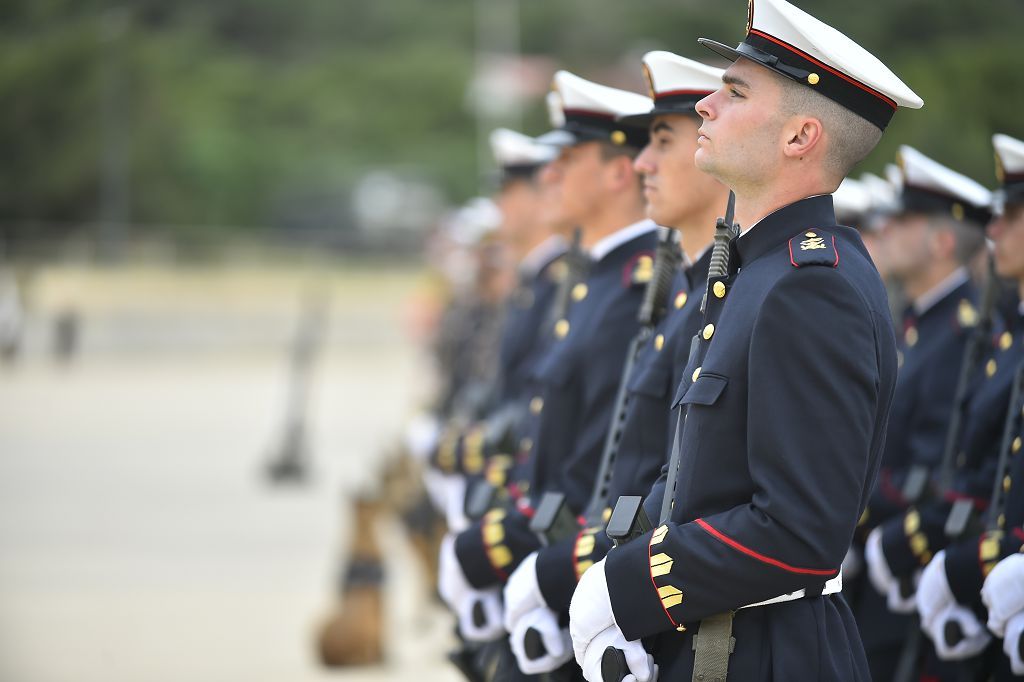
<box><xmin>578</xmin><ymin>624</ymin><xmax>657</xmax><ymax>682</ymax></box>
<box><xmin>405</xmin><ymin>412</ymin><xmax>441</xmax><ymax>462</ymax></box>
<box><xmin>504</xmin><ymin>552</ymin><xmax>547</xmax><ymax>633</ymax></box>
<box><xmin>1002</xmin><ymin>611</ymin><xmax>1024</xmax><ymax>675</ymax></box>
<box><xmin>981</xmin><ymin>553</ymin><xmax>1024</xmax><ymax>637</ymax></box>
<box><xmin>842</xmin><ymin>545</ymin><xmax>863</xmax><ymax>580</ymax></box>
<box><xmin>916</xmin><ymin>551</ymin><xmax>954</xmax><ymax>630</ymax></box>
<box><xmin>442</xmin><ymin>475</ymin><xmax>470</xmax><ymax>533</ymax></box>
<box><xmin>438</xmin><ymin>534</ymin><xmax>505</xmax><ymax>642</ymax></box>
<box><xmin>926</xmin><ymin>603</ymin><xmax>991</xmax><ymax>661</ymax></box>
<box><xmin>509</xmin><ymin>606</ymin><xmax>573</xmax><ymax>675</ymax></box>
<box><xmin>456</xmin><ymin>588</ymin><xmax>505</xmax><ymax>642</ymax></box>
<box><xmin>569</xmin><ymin>558</ymin><xmax>656</xmax><ymax>682</ymax></box>
<box><xmin>865</xmin><ymin>527</ymin><xmax>896</xmax><ymax>596</ymax></box>
<box><xmin>886</xmin><ymin>570</ymin><xmax>921</xmax><ymax>614</ymax></box>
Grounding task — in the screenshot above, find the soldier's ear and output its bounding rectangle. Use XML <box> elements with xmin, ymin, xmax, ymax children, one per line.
<box><xmin>782</xmin><ymin>116</ymin><xmax>824</xmax><ymax>161</ymax></box>
<box><xmin>606</xmin><ymin>154</ymin><xmax>637</xmax><ymax>191</ymax></box>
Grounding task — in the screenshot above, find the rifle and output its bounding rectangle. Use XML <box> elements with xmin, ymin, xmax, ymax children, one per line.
<box><xmin>450</xmin><ymin>229</ymin><xmax>592</xmax><ymax>682</ymax></box>
<box><xmin>891</xmin><ymin>261</ymin><xmax>1001</xmax><ymax>682</ymax></box>
<box><xmin>461</xmin><ymin>230</ymin><xmax>590</xmax><ymax>524</ymax></box>
<box><xmin>603</xmin><ymin>193</ymin><xmax>739</xmax><ymax>682</ymax></box>
<box><xmin>902</xmin><ymin>258</ymin><xmax>1002</xmax><ymax>509</ymax></box>
<box><xmin>524</xmin><ymin>226</ymin><xmax>682</xmax><ymax>668</ymax></box>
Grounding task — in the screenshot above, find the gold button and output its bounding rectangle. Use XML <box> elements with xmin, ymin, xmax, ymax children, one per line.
<box><xmin>952</xmin><ymin>203</ymin><xmax>965</xmax><ymax>221</ymax></box>
<box><xmin>905</xmin><ymin>327</ymin><xmax>918</xmax><ymax>347</ymax></box>
<box><xmin>676</xmin><ymin>624</ymin><xmax>687</xmax><ymax>633</ymax></box>
<box><xmin>572</xmin><ymin>283</ymin><xmax>588</xmax><ymax>302</ymax></box>
<box><xmin>1000</xmin><ymin>332</ymin><xmax>1013</xmax><ymax>351</ymax></box>
<box><xmin>702</xmin><ymin>324</ymin><xmax>715</xmax><ymax>340</ymax></box>
<box><xmin>520</xmin><ymin>437</ymin><xmax>533</xmax><ymax>452</ymax></box>
<box><xmin>910</xmin><ymin>532</ymin><xmax>928</xmax><ymax>555</ymax></box>
<box><xmin>713</xmin><ymin>281</ymin><xmax>726</xmax><ymax>299</ymax></box>
<box><xmin>986</xmin><ymin>359</ymin><xmax>997</xmax><ymax>378</ymax></box>
<box><xmin>998</xmin><ymin>513</ymin><xmax>1005</xmax><ymax>528</ymax></box>
<box><xmin>1013</xmin><ymin>436</ymin><xmax>1021</xmax><ymax>454</ymax></box>
<box><xmin>904</xmin><ymin>510</ymin><xmax>921</xmax><ymax>535</ymax></box>
<box><xmin>1004</xmin><ymin>475</ymin><xmax>1012</xmax><ymax>493</ymax></box>
<box><xmin>692</xmin><ymin>366</ymin><xmax>701</xmax><ymax>382</ymax></box>
<box><xmin>530</xmin><ymin>396</ymin><xmax>544</xmax><ymax>414</ymax></box>
<box><xmin>555</xmin><ymin>319</ymin><xmax>570</xmax><ymax>339</ymax></box>
<box><xmin>807</xmin><ymin>73</ymin><xmax>820</xmax><ymax>85</ymax></box>
<box><xmin>805</xmin><ymin>231</ymin><xmax>817</xmax><ymax>238</ymax></box>
<box><xmin>654</xmin><ymin>334</ymin><xmax>665</xmax><ymax>351</ymax></box>
<box><xmin>610</xmin><ymin>130</ymin><xmax>627</xmax><ymax>145</ymax></box>
<box><xmin>674</xmin><ymin>291</ymin><xmax>688</xmax><ymax>309</ymax></box>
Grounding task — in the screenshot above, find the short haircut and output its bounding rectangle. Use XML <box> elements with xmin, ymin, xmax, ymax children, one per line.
<box><xmin>926</xmin><ymin>214</ymin><xmax>986</xmax><ymax>264</ymax></box>
<box><xmin>597</xmin><ymin>139</ymin><xmax>641</xmax><ymax>162</ymax></box>
<box><xmin>776</xmin><ymin>75</ymin><xmax>883</xmax><ymax>181</ymax></box>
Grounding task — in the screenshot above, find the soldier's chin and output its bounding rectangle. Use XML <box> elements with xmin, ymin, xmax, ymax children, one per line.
<box><xmin>693</xmin><ymin>149</ymin><xmax>721</xmax><ymax>180</ymax></box>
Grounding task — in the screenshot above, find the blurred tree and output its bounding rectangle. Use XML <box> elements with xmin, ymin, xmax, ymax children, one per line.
<box><xmin>0</xmin><ymin>0</ymin><xmax>1020</xmax><ymax>246</ymax></box>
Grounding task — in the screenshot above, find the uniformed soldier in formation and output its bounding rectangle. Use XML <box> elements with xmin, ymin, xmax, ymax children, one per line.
<box><xmin>855</xmin><ymin>146</ymin><xmax>992</xmax><ymax>680</ymax></box>
<box><xmin>896</xmin><ymin>133</ymin><xmax>1024</xmax><ymax>680</ymax></box>
<box><xmin>500</xmin><ymin>52</ymin><xmax>729</xmax><ymax>677</ymax></box>
<box><xmin>567</xmin><ymin>0</ymin><xmax>924</xmax><ymax>679</ymax></box>
<box><xmin>438</xmin><ymin>71</ymin><xmax>658</xmax><ymax>655</ymax></box>
<box><xmin>425</xmin><ymin>129</ymin><xmax>565</xmax><ymax>534</ymax></box>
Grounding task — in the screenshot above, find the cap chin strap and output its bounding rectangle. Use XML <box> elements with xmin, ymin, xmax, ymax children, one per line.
<box><xmin>736</xmin><ymin>41</ymin><xmax>812</xmax><ymax>82</ymax></box>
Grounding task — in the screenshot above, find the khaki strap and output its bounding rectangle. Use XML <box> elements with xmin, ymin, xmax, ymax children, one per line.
<box><xmin>691</xmin><ymin>612</ymin><xmax>735</xmax><ymax>682</ymax></box>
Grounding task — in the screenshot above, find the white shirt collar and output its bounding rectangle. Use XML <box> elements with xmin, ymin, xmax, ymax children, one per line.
<box><xmin>519</xmin><ymin>235</ymin><xmax>567</xmax><ymax>278</ymax></box>
<box><xmin>913</xmin><ymin>267</ymin><xmax>970</xmax><ymax>316</ymax></box>
<box><xmin>589</xmin><ymin>219</ymin><xmax>658</xmax><ymax>262</ymax></box>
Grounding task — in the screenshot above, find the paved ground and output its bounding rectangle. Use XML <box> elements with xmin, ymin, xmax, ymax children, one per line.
<box><xmin>0</xmin><ymin>262</ymin><xmax>462</xmax><ymax>682</ymax></box>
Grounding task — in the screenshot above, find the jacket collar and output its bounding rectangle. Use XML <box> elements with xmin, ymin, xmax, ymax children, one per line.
<box><xmin>733</xmin><ymin>194</ymin><xmax>837</xmax><ymax>270</ymax></box>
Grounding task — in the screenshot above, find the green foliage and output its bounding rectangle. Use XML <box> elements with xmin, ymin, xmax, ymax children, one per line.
<box><xmin>1</xmin><ymin>0</ymin><xmax>1022</xmax><ymax>236</ymax></box>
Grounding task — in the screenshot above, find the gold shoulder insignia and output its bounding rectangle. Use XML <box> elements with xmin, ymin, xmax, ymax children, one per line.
<box><xmin>631</xmin><ymin>253</ymin><xmax>654</xmax><ymax>285</ymax></box>
<box><xmin>789</xmin><ymin>230</ymin><xmax>838</xmax><ymax>268</ymax></box>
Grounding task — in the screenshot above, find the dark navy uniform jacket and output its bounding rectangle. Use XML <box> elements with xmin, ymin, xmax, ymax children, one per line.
<box><xmin>498</xmin><ymin>239</ymin><xmax>568</xmax><ymax>406</ymax></box>
<box><xmin>533</xmin><ymin>249</ymin><xmax>712</xmax><ymax>612</ymax></box>
<box><xmin>454</xmin><ymin>225</ymin><xmax>658</xmax><ymax>587</ymax></box>
<box><xmin>851</xmin><ymin>274</ymin><xmax>978</xmax><ymax>674</ymax></box>
<box><xmin>865</xmin><ymin>275</ymin><xmax>978</xmax><ymax>527</ymax></box>
<box><xmin>604</xmin><ymin>196</ymin><xmax>896</xmax><ymax>681</ymax></box>
<box><xmin>431</xmin><ymin>240</ymin><xmax>566</xmax><ymax>477</ymax></box>
<box><xmin>878</xmin><ymin>303</ymin><xmax>1024</xmax><ymax>581</ymax></box>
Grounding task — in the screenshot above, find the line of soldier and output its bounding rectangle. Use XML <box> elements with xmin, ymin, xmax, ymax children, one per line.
<box><xmin>413</xmin><ymin>0</ymin><xmax>1024</xmax><ymax>679</ymax></box>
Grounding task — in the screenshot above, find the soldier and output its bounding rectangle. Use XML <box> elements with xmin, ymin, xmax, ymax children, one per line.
<box><xmin>426</xmin><ymin>129</ymin><xmax>565</xmax><ymax>532</ymax></box>
<box><xmin>857</xmin><ymin>146</ymin><xmax>991</xmax><ymax>680</ymax></box>
<box><xmin>438</xmin><ymin>71</ymin><xmax>657</xmax><ymax>651</ymax></box>
<box><xmin>500</xmin><ymin>52</ymin><xmax>729</xmax><ymax>676</ymax></box>
<box><xmin>913</xmin><ymin>133</ymin><xmax>1024</xmax><ymax>679</ymax></box>
<box><xmin>567</xmin><ymin>0</ymin><xmax>924</xmax><ymax>679</ymax></box>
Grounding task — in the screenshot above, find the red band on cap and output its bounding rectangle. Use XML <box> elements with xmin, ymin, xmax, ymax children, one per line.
<box><xmin>748</xmin><ymin>29</ymin><xmax>897</xmax><ymax>110</ymax></box>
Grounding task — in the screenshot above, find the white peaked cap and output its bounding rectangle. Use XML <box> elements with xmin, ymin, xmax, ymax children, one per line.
<box><xmin>445</xmin><ymin>197</ymin><xmax>501</xmax><ymax>246</ymax></box>
<box><xmin>643</xmin><ymin>51</ymin><xmax>724</xmax><ymax>98</ymax></box>
<box><xmin>993</xmin><ymin>133</ymin><xmax>1024</xmax><ymax>211</ymax></box>
<box><xmin>859</xmin><ymin>172</ymin><xmax>899</xmax><ymax>215</ymax></box>
<box><xmin>699</xmin><ymin>0</ymin><xmax>922</xmax><ymax>130</ymax></box>
<box><xmin>552</xmin><ymin>70</ymin><xmax>652</xmax><ymax>119</ymax></box>
<box><xmin>546</xmin><ymin>91</ymin><xmax>565</xmax><ymax>129</ymax></box>
<box><xmin>994</xmin><ymin>134</ymin><xmax>1024</xmax><ymax>180</ymax></box>
<box><xmin>489</xmin><ymin>128</ymin><xmax>557</xmax><ymax>169</ymax></box>
<box><xmin>897</xmin><ymin>146</ymin><xmax>992</xmax><ymax>224</ymax></box>
<box><xmin>884</xmin><ymin>163</ymin><xmax>904</xmax><ymax>191</ymax></box>
<box><xmin>619</xmin><ymin>52</ymin><xmax>723</xmax><ymax>126</ymax></box>
<box><xmin>833</xmin><ymin>177</ymin><xmax>872</xmax><ymax>220</ymax></box>
<box><xmin>543</xmin><ymin>71</ymin><xmax>652</xmax><ymax>149</ymax></box>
